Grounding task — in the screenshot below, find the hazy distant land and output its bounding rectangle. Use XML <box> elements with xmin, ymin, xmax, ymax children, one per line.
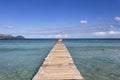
<box><xmin>0</xmin><ymin>34</ymin><xmax>25</xmax><ymax>39</ymax></box>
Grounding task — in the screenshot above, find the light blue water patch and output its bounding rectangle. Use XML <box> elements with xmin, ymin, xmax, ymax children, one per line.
<box><xmin>63</xmin><ymin>39</ymin><xmax>120</xmax><ymax>80</ymax></box>
<box><xmin>0</xmin><ymin>39</ymin><xmax>57</xmax><ymax>80</ymax></box>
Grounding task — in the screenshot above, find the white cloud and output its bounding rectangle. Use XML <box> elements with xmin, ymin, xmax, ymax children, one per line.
<box><xmin>93</xmin><ymin>30</ymin><xmax>120</xmax><ymax>36</ymax></box>
<box><xmin>28</xmin><ymin>34</ymin><xmax>69</xmax><ymax>38</ymax></box>
<box><xmin>25</xmin><ymin>34</ymin><xmax>54</xmax><ymax>38</ymax></box>
<box><xmin>3</xmin><ymin>25</ymin><xmax>13</xmax><ymax>29</ymax></box>
<box><xmin>54</xmin><ymin>34</ymin><xmax>62</xmax><ymax>38</ymax></box>
<box><xmin>108</xmin><ymin>31</ymin><xmax>120</xmax><ymax>35</ymax></box>
<box><xmin>54</xmin><ymin>34</ymin><xmax>69</xmax><ymax>38</ymax></box>
<box><xmin>64</xmin><ymin>34</ymin><xmax>69</xmax><ymax>38</ymax></box>
<box><xmin>114</xmin><ymin>16</ymin><xmax>120</xmax><ymax>22</ymax></box>
<box><xmin>93</xmin><ymin>32</ymin><xmax>106</xmax><ymax>36</ymax></box>
<box><xmin>80</xmin><ymin>20</ymin><xmax>87</xmax><ymax>24</ymax></box>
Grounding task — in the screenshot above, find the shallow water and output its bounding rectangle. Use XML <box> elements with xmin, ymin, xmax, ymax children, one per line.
<box><xmin>63</xmin><ymin>39</ymin><xmax>120</xmax><ymax>80</ymax></box>
<box><xmin>0</xmin><ymin>39</ymin><xmax>57</xmax><ymax>80</ymax></box>
<box><xmin>1</xmin><ymin>39</ymin><xmax>120</xmax><ymax>80</ymax></box>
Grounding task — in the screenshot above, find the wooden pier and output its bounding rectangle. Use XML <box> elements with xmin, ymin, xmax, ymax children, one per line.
<box><xmin>32</xmin><ymin>39</ymin><xmax>84</xmax><ymax>80</ymax></box>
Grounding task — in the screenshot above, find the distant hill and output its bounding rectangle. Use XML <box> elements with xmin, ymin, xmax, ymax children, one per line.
<box><xmin>0</xmin><ymin>34</ymin><xmax>25</xmax><ymax>39</ymax></box>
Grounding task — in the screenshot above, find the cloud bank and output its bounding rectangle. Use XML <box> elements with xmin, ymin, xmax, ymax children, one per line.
<box><xmin>93</xmin><ymin>31</ymin><xmax>120</xmax><ymax>36</ymax></box>
<box><xmin>4</xmin><ymin>24</ymin><xmax>120</xmax><ymax>38</ymax></box>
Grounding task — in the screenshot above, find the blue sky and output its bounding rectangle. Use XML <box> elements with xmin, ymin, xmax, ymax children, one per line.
<box><xmin>0</xmin><ymin>0</ymin><xmax>120</xmax><ymax>38</ymax></box>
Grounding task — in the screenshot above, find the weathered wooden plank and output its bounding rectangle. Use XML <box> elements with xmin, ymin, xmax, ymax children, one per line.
<box><xmin>32</xmin><ymin>39</ymin><xmax>84</xmax><ymax>80</ymax></box>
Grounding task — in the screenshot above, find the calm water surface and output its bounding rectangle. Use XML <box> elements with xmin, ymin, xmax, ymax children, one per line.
<box><xmin>64</xmin><ymin>39</ymin><xmax>120</xmax><ymax>80</ymax></box>
<box><xmin>0</xmin><ymin>39</ymin><xmax>120</xmax><ymax>80</ymax></box>
<box><xmin>0</xmin><ymin>39</ymin><xmax>57</xmax><ymax>80</ymax></box>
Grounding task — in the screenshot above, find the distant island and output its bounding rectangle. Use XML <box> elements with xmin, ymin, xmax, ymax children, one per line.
<box><xmin>0</xmin><ymin>34</ymin><xmax>25</xmax><ymax>39</ymax></box>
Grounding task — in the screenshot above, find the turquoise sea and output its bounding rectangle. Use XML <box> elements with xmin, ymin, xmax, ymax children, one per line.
<box><xmin>64</xmin><ymin>39</ymin><xmax>120</xmax><ymax>80</ymax></box>
<box><xmin>0</xmin><ymin>39</ymin><xmax>57</xmax><ymax>80</ymax></box>
<box><xmin>0</xmin><ymin>39</ymin><xmax>120</xmax><ymax>80</ymax></box>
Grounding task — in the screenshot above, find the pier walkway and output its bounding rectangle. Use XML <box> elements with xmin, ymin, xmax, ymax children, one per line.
<box><xmin>32</xmin><ymin>39</ymin><xmax>84</xmax><ymax>80</ymax></box>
